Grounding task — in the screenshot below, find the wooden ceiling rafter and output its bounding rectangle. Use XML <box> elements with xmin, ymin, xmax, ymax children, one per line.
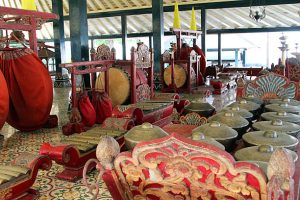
<box><xmin>2</xmin><ymin>0</ymin><xmax>300</xmax><ymax>40</ymax></box>
<box><xmin>63</xmin><ymin>21</ymin><xmax>70</xmax><ymax>38</ymax></box>
<box><xmin>96</xmin><ymin>18</ymin><xmax>116</xmax><ymax>35</ymax></box>
<box><xmin>92</xmin><ymin>0</ymin><xmax>106</xmax><ymax>11</ymax></box>
<box><xmin>62</xmin><ymin>0</ymin><xmax>69</xmax><ymax>15</ymax></box>
<box><xmin>101</xmin><ymin>0</ymin><xmax>117</xmax><ymax>11</ymax></box>
<box><xmin>179</xmin><ymin>11</ymin><xmax>195</xmax><ymax>29</ymax></box>
<box><xmin>86</xmin><ymin>0</ymin><xmax>96</xmax><ymax>13</ymax></box>
<box><xmin>107</xmin><ymin>17</ymin><xmax>122</xmax><ymax>34</ymax></box>
<box><xmin>13</xmin><ymin>0</ymin><xmax>21</xmax><ymax>8</ymax></box>
<box><xmin>163</xmin><ymin>12</ymin><xmax>175</xmax><ymax>30</ymax></box>
<box><xmin>222</xmin><ymin>8</ymin><xmax>258</xmax><ymax>28</ymax></box>
<box><xmin>87</xmin><ymin>18</ymin><xmax>102</xmax><ymax>36</ymax></box>
<box><xmin>270</xmin><ymin>5</ymin><xmax>300</xmax><ymax>25</ymax></box>
<box><xmin>262</xmin><ymin>12</ymin><xmax>290</xmax><ymax>27</ymax></box>
<box><xmin>126</xmin><ymin>16</ymin><xmax>140</xmax><ymax>33</ymax></box>
<box><xmin>139</xmin><ymin>0</ymin><xmax>151</xmax><ymax>7</ymax></box>
<box><xmin>210</xmin><ymin>9</ymin><xmax>244</xmax><ymax>28</ymax></box>
<box><xmin>130</xmin><ymin>0</ymin><xmax>143</xmax><ymax>8</ymax></box>
<box><xmin>39</xmin><ymin>0</ymin><xmax>51</xmax><ymax>13</ymax></box>
<box><xmin>112</xmin><ymin>0</ymin><xmax>125</xmax><ymax>9</ymax></box>
<box><xmin>207</xmin><ymin>12</ymin><xmax>232</xmax><ymax>29</ymax></box>
<box><xmin>128</xmin><ymin>15</ymin><xmax>150</xmax><ymax>33</ymax></box>
<box><xmin>139</xmin><ymin>14</ymin><xmax>153</xmax><ymax>30</ymax></box>
<box><xmin>35</xmin><ymin>1</ymin><xmax>51</xmax><ymax>39</ymax></box>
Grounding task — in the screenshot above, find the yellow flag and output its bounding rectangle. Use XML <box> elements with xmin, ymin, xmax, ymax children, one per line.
<box><xmin>21</xmin><ymin>0</ymin><xmax>37</xmax><ymax>11</ymax></box>
<box><xmin>173</xmin><ymin>1</ymin><xmax>181</xmax><ymax>29</ymax></box>
<box><xmin>190</xmin><ymin>7</ymin><xmax>197</xmax><ymax>31</ymax></box>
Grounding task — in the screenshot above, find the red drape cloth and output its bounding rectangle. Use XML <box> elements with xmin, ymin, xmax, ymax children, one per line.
<box><xmin>0</xmin><ymin>70</ymin><xmax>9</xmax><ymax>129</ymax></box>
<box><xmin>193</xmin><ymin>44</ymin><xmax>206</xmax><ymax>76</ymax></box>
<box><xmin>92</xmin><ymin>92</ymin><xmax>112</xmax><ymax>124</ymax></box>
<box><xmin>0</xmin><ymin>48</ymin><xmax>53</xmax><ymax>131</ymax></box>
<box><xmin>79</xmin><ymin>94</ymin><xmax>96</xmax><ymax>127</ymax></box>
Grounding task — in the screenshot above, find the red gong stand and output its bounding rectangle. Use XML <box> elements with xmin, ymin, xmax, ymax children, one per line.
<box><xmin>0</xmin><ymin>6</ymin><xmax>58</xmax><ymax>53</ymax></box>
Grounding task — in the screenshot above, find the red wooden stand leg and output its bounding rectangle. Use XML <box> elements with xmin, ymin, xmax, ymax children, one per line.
<box><xmin>16</xmin><ymin>189</ymin><xmax>39</xmax><ymax>200</ymax></box>
<box><xmin>56</xmin><ymin>163</ymin><xmax>96</xmax><ymax>182</ymax></box>
<box><xmin>40</xmin><ymin>139</ymin><xmax>124</xmax><ymax>182</ymax></box>
<box><xmin>1</xmin><ymin>153</ymin><xmax>52</xmax><ymax>200</ymax></box>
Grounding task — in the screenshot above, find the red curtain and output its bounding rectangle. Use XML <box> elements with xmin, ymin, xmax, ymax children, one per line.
<box><xmin>0</xmin><ymin>48</ymin><xmax>53</xmax><ymax>131</ymax></box>
<box><xmin>0</xmin><ymin>70</ymin><xmax>9</xmax><ymax>129</ymax></box>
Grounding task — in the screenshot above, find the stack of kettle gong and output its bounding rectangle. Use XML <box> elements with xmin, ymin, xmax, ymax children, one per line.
<box><xmin>122</xmin><ymin>96</ymin><xmax>300</xmax><ymax>176</ymax></box>
<box><xmin>191</xmin><ymin>99</ymin><xmax>261</xmax><ymax>152</ymax></box>
<box><xmin>124</xmin><ymin>122</ymin><xmax>225</xmax><ymax>151</ymax></box>
<box><xmin>233</xmin><ymin>97</ymin><xmax>300</xmax><ymax>174</ymax></box>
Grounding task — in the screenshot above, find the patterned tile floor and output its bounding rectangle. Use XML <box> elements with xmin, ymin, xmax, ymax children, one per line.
<box><xmin>0</xmin><ymin>87</ymin><xmax>236</xmax><ymax>200</ymax></box>
<box><xmin>0</xmin><ymin>88</ymin><xmax>112</xmax><ymax>200</ymax></box>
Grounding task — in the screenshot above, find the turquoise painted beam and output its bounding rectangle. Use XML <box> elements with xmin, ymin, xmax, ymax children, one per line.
<box><xmin>152</xmin><ymin>0</ymin><xmax>164</xmax><ymax>73</ymax></box>
<box><xmin>61</xmin><ymin>0</ymin><xmax>300</xmax><ymax>20</ymax></box>
<box><xmin>41</xmin><ymin>26</ymin><xmax>300</xmax><ymax>42</ymax></box>
<box><xmin>201</xmin><ymin>8</ymin><xmax>207</xmax><ymax>56</ymax></box>
<box><xmin>218</xmin><ymin>33</ymin><xmax>222</xmax><ymax>66</ymax></box>
<box><xmin>52</xmin><ymin>0</ymin><xmax>65</xmax><ymax>74</ymax></box>
<box><xmin>68</xmin><ymin>0</ymin><xmax>90</xmax><ymax>87</ymax></box>
<box><xmin>121</xmin><ymin>15</ymin><xmax>127</xmax><ymax>60</ymax></box>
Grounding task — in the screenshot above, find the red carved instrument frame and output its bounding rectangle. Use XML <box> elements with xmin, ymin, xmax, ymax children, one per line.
<box><xmin>100</xmin><ymin>133</ymin><xmax>270</xmax><ymax>199</ymax></box>
<box><xmin>39</xmin><ymin>117</ymin><xmax>133</xmax><ymax>182</ymax></box>
<box><xmin>0</xmin><ymin>153</ymin><xmax>52</xmax><ymax>200</ymax></box>
<box><xmin>59</xmin><ymin>59</ymin><xmax>115</xmax><ymax>109</ymax></box>
<box><xmin>0</xmin><ymin>7</ymin><xmax>58</xmax><ymax>54</ymax></box>
<box><xmin>161</xmin><ymin>29</ymin><xmax>203</xmax><ymax>93</ymax></box>
<box><xmin>91</xmin><ymin>43</ymin><xmax>154</xmax><ymax>104</ymax></box>
<box><xmin>236</xmin><ymin>72</ymin><xmax>298</xmax><ymax>101</ymax></box>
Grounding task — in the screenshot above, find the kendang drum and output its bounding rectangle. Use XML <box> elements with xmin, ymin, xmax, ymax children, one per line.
<box><xmin>0</xmin><ymin>48</ymin><xmax>53</xmax><ymax>131</ymax></box>
<box><xmin>95</xmin><ymin>66</ymin><xmax>150</xmax><ymax>106</ymax></box>
<box><xmin>163</xmin><ymin>63</ymin><xmax>196</xmax><ymax>88</ymax></box>
<box><xmin>0</xmin><ymin>70</ymin><xmax>8</xmax><ymax>130</ymax></box>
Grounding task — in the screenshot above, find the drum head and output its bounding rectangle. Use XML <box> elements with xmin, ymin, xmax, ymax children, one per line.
<box><xmin>164</xmin><ymin>64</ymin><xmax>187</xmax><ymax>88</ymax></box>
<box><xmin>96</xmin><ymin>68</ymin><xmax>130</xmax><ymax>106</ymax></box>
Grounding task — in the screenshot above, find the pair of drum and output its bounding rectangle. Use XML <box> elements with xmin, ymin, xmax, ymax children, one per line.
<box><xmin>95</xmin><ymin>64</ymin><xmax>194</xmax><ymax>106</ymax></box>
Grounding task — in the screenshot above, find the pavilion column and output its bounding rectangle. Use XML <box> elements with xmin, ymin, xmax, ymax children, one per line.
<box><xmin>121</xmin><ymin>15</ymin><xmax>127</xmax><ymax>60</ymax></box>
<box><xmin>68</xmin><ymin>0</ymin><xmax>90</xmax><ymax>87</ymax></box>
<box><xmin>201</xmin><ymin>8</ymin><xmax>207</xmax><ymax>56</ymax></box>
<box><xmin>52</xmin><ymin>0</ymin><xmax>65</xmax><ymax>74</ymax></box>
<box><xmin>152</xmin><ymin>0</ymin><xmax>164</xmax><ymax>73</ymax></box>
<box><xmin>218</xmin><ymin>33</ymin><xmax>222</xmax><ymax>66</ymax></box>
<box><xmin>235</xmin><ymin>50</ymin><xmax>239</xmax><ymax>67</ymax></box>
<box><xmin>149</xmin><ymin>35</ymin><xmax>152</xmax><ymax>49</ymax></box>
<box><xmin>242</xmin><ymin>50</ymin><xmax>246</xmax><ymax>67</ymax></box>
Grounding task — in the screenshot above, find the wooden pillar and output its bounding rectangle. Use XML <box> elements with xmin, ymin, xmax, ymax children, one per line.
<box><xmin>52</xmin><ymin>0</ymin><xmax>65</xmax><ymax>74</ymax></box>
<box><xmin>68</xmin><ymin>0</ymin><xmax>90</xmax><ymax>87</ymax></box>
<box><xmin>235</xmin><ymin>49</ymin><xmax>239</xmax><ymax>67</ymax></box>
<box><xmin>242</xmin><ymin>50</ymin><xmax>246</xmax><ymax>67</ymax></box>
<box><xmin>149</xmin><ymin>35</ymin><xmax>152</xmax><ymax>49</ymax></box>
<box><xmin>201</xmin><ymin>8</ymin><xmax>207</xmax><ymax>56</ymax></box>
<box><xmin>152</xmin><ymin>0</ymin><xmax>164</xmax><ymax>73</ymax></box>
<box><xmin>121</xmin><ymin>15</ymin><xmax>127</xmax><ymax>60</ymax></box>
<box><xmin>218</xmin><ymin>33</ymin><xmax>222</xmax><ymax>66</ymax></box>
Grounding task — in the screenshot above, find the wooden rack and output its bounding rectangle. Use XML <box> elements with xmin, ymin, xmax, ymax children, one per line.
<box><xmin>161</xmin><ymin>29</ymin><xmax>203</xmax><ymax>93</ymax></box>
<box><xmin>0</xmin><ymin>6</ymin><xmax>57</xmax><ymax>53</ymax></box>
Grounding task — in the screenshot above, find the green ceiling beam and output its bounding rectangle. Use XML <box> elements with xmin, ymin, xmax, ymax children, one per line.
<box><xmin>207</xmin><ymin>26</ymin><xmax>300</xmax><ymax>34</ymax></box>
<box><xmin>61</xmin><ymin>0</ymin><xmax>300</xmax><ymax>20</ymax></box>
<box><xmin>40</xmin><ymin>25</ymin><xmax>300</xmax><ymax>42</ymax></box>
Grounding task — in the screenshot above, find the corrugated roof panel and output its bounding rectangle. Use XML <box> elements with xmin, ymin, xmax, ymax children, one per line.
<box><xmin>0</xmin><ymin>1</ymin><xmax>299</xmax><ymax>40</ymax></box>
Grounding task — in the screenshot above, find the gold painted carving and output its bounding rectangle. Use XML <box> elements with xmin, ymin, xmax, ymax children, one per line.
<box><xmin>114</xmin><ymin>136</ymin><xmax>268</xmax><ymax>200</ymax></box>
